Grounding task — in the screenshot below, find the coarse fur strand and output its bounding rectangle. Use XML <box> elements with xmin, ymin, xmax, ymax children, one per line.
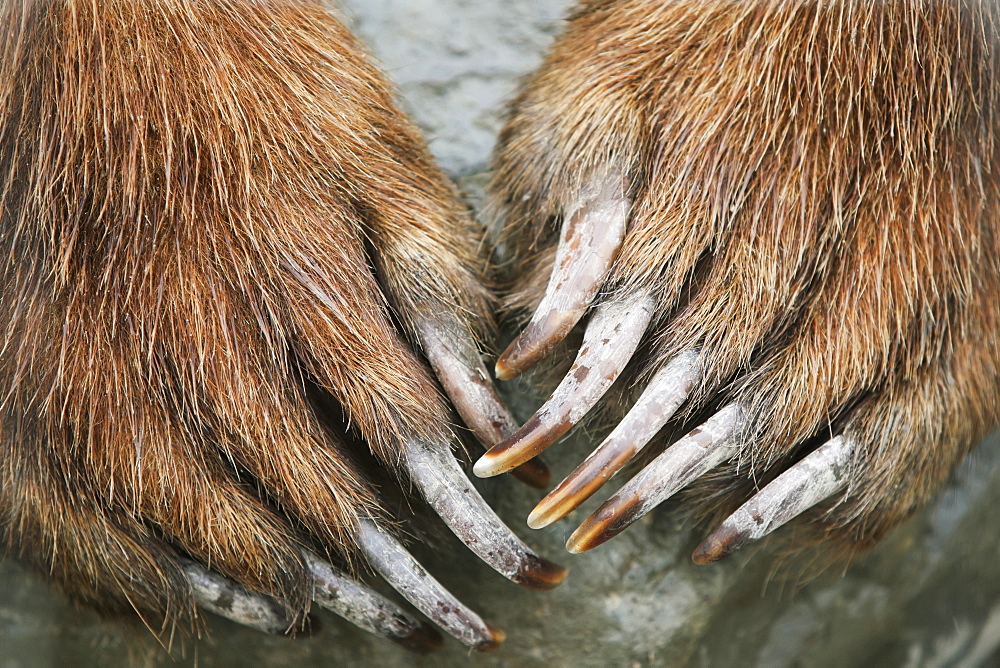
<box><xmin>0</xmin><ymin>0</ymin><xmax>496</xmax><ymax>637</ymax></box>
<box><xmin>490</xmin><ymin>0</ymin><xmax>1000</xmax><ymax>553</ymax></box>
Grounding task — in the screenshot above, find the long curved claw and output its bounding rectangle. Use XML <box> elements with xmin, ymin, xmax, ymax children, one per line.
<box><xmin>303</xmin><ymin>551</ymin><xmax>442</xmax><ymax>653</ymax></box>
<box><xmin>567</xmin><ymin>404</ymin><xmax>743</xmax><ymax>553</ymax></box>
<box><xmin>356</xmin><ymin>520</ymin><xmax>504</xmax><ymax>651</ymax></box>
<box><xmin>476</xmin><ymin>293</ymin><xmax>655</xmax><ymax>478</ymax></box>
<box><xmin>404</xmin><ymin>439</ymin><xmax>567</xmax><ymax>590</ymax></box>
<box><xmin>495</xmin><ymin>168</ymin><xmax>629</xmax><ymax>381</ymax></box>
<box><xmin>692</xmin><ymin>436</ymin><xmax>855</xmax><ymax>564</ymax></box>
<box><xmin>183</xmin><ymin>561</ymin><xmax>297</xmax><ymax>635</ymax></box>
<box><xmin>416</xmin><ymin>316</ymin><xmax>551</xmax><ymax>489</ymax></box>
<box><xmin>528</xmin><ymin>351</ymin><xmax>703</xmax><ymax>529</ymax></box>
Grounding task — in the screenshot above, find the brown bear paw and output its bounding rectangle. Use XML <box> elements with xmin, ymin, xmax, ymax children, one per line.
<box><xmin>0</xmin><ymin>0</ymin><xmax>564</xmax><ymax>652</ymax></box>
<box><xmin>478</xmin><ymin>0</ymin><xmax>1000</xmax><ymax>562</ymax></box>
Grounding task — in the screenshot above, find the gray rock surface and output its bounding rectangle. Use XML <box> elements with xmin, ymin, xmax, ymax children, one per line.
<box><xmin>2</xmin><ymin>1</ymin><xmax>999</xmax><ymax>666</ymax></box>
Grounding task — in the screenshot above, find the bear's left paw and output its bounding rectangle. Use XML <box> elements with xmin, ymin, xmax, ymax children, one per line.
<box><xmin>478</xmin><ymin>0</ymin><xmax>1000</xmax><ymax>562</ymax></box>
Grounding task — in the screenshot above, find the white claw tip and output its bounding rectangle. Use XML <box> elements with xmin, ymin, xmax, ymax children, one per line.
<box><xmin>472</xmin><ymin>454</ymin><xmax>502</xmax><ymax>478</ymax></box>
<box><xmin>526</xmin><ymin>508</ymin><xmax>551</xmax><ymax>530</ymax></box>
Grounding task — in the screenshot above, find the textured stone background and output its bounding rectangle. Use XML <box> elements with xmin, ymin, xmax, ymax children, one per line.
<box><xmin>3</xmin><ymin>1</ymin><xmax>999</xmax><ymax>665</ymax></box>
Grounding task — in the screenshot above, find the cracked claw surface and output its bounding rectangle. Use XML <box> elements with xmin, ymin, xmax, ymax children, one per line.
<box><xmin>357</xmin><ymin>521</ymin><xmax>504</xmax><ymax>651</ymax></box>
<box><xmin>185</xmin><ymin>562</ymin><xmax>300</xmax><ymax>637</ymax></box>
<box><xmin>406</xmin><ymin>440</ymin><xmax>566</xmax><ymax>590</ymax></box>
<box><xmin>487</xmin><ymin>0</ymin><xmax>1000</xmax><ymax>561</ymax></box>
<box><xmin>0</xmin><ymin>0</ymin><xmax>559</xmax><ymax>651</ymax></box>
<box><xmin>477</xmin><ymin>292</ymin><xmax>655</xmax><ymax>477</ymax></box>
<box><xmin>303</xmin><ymin>550</ymin><xmax>443</xmax><ymax>653</ymax></box>
<box><xmin>692</xmin><ymin>436</ymin><xmax>856</xmax><ymax>565</ymax></box>
<box><xmin>567</xmin><ymin>404</ymin><xmax>743</xmax><ymax>553</ymax></box>
<box><xmin>494</xmin><ymin>168</ymin><xmax>629</xmax><ymax>381</ymax></box>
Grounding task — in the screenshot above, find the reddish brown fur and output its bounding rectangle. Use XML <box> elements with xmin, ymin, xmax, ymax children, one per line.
<box><xmin>491</xmin><ymin>0</ymin><xmax>1000</xmax><ymax>550</ymax></box>
<box><xmin>0</xmin><ymin>0</ymin><xmax>494</xmax><ymax>636</ymax></box>
<box><xmin>4</xmin><ymin>0</ymin><xmax>999</xmax><ymax>649</ymax></box>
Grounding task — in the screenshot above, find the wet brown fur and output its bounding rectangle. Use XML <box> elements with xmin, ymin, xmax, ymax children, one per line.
<box><xmin>491</xmin><ymin>0</ymin><xmax>1000</xmax><ymax>551</ymax></box>
<box><xmin>0</xmin><ymin>0</ymin><xmax>494</xmax><ymax>637</ymax></box>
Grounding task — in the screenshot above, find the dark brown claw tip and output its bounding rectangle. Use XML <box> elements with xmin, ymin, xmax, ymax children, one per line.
<box><xmin>512</xmin><ymin>554</ymin><xmax>569</xmax><ymax>590</ymax></box>
<box><xmin>474</xmin><ymin>431</ymin><xmax>554</xmax><ymax>487</ymax></box>
<box><xmin>529</xmin><ymin>351</ymin><xmax>705</xmax><ymax>529</ymax></box>
<box><xmin>475</xmin><ymin>624</ymin><xmax>507</xmax><ymax>652</ymax></box>
<box><xmin>691</xmin><ymin>436</ymin><xmax>855</xmax><ymax>565</ymax></box>
<box><xmin>691</xmin><ymin>525</ymin><xmax>741</xmax><ymax>565</ymax></box>
<box><xmin>475</xmin><ymin>414</ymin><xmax>565</xmax><ymax>478</ymax></box>
<box><xmin>479</xmin><ymin>294</ymin><xmax>655</xmax><ymax>479</ymax></box>
<box><xmin>565</xmin><ymin>495</ymin><xmax>644</xmax><ymax>554</ymax></box>
<box><xmin>394</xmin><ymin>623</ymin><xmax>445</xmax><ymax>654</ymax></box>
<box><xmin>495</xmin><ymin>310</ymin><xmax>577</xmax><ymax>381</ymax></box>
<box><xmin>512</xmin><ymin>457</ymin><xmax>552</xmax><ymax>489</ymax></box>
<box><xmin>565</xmin><ymin>404</ymin><xmax>744</xmax><ymax>552</ymax></box>
<box><xmin>413</xmin><ymin>316</ymin><xmax>552</xmax><ymax>489</ymax></box>
<box><xmin>496</xmin><ymin>169</ymin><xmax>630</xmax><ymax>382</ymax></box>
<box><xmin>528</xmin><ymin>459</ymin><xmax>620</xmax><ymax>530</ymax></box>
